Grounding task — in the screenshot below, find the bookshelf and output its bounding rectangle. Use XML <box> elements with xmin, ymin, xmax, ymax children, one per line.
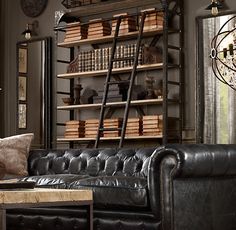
<box><xmin>54</xmin><ymin>0</ymin><xmax>184</xmax><ymax>147</ymax></box>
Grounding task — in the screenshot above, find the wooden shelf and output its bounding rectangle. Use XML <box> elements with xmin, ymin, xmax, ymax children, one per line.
<box><xmin>59</xmin><ymin>0</ymin><xmax>162</xmax><ymax>20</ymax></box>
<box><xmin>57</xmin><ymin>28</ymin><xmax>167</xmax><ymax>48</ymax></box>
<box><xmin>57</xmin><ymin>63</ymin><xmax>179</xmax><ymax>79</ymax></box>
<box><xmin>57</xmin><ymin>98</ymin><xmax>177</xmax><ymax>110</ymax></box>
<box><xmin>57</xmin><ymin>135</ymin><xmax>163</xmax><ymax>142</ymax></box>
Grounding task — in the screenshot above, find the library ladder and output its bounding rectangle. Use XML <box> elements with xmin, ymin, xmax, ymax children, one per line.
<box><xmin>94</xmin><ymin>12</ymin><xmax>146</xmax><ymax>148</ymax></box>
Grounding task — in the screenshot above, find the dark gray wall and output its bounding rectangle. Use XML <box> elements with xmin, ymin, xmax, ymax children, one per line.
<box><xmin>3</xmin><ymin>0</ymin><xmax>236</xmax><ymax>141</ymax></box>
<box><xmin>3</xmin><ymin>0</ymin><xmax>61</xmax><ymax>137</ymax></box>
<box><xmin>0</xmin><ymin>1</ymin><xmax>5</xmax><ymax>137</ymax></box>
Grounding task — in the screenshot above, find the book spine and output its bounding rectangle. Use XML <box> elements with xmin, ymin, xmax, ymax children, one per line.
<box><xmin>94</xmin><ymin>49</ymin><xmax>98</xmax><ymax>71</ymax></box>
<box><xmin>120</xmin><ymin>45</ymin><xmax>124</xmax><ymax>68</ymax></box>
<box><xmin>102</xmin><ymin>48</ymin><xmax>105</xmax><ymax>70</ymax></box>
<box><xmin>104</xmin><ymin>47</ymin><xmax>109</xmax><ymax>70</ymax></box>
<box><xmin>116</xmin><ymin>45</ymin><xmax>120</xmax><ymax>69</ymax></box>
<box><xmin>98</xmin><ymin>48</ymin><xmax>102</xmax><ymax>70</ymax></box>
<box><xmin>127</xmin><ymin>44</ymin><xmax>131</xmax><ymax>67</ymax></box>
<box><xmin>91</xmin><ymin>50</ymin><xmax>95</xmax><ymax>71</ymax></box>
<box><xmin>108</xmin><ymin>47</ymin><xmax>112</xmax><ymax>69</ymax></box>
<box><xmin>131</xmin><ymin>44</ymin><xmax>135</xmax><ymax>66</ymax></box>
<box><xmin>78</xmin><ymin>53</ymin><xmax>82</xmax><ymax>72</ymax></box>
<box><xmin>138</xmin><ymin>45</ymin><xmax>143</xmax><ymax>66</ymax></box>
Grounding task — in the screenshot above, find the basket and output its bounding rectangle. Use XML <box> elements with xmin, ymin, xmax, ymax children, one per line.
<box><xmin>61</xmin><ymin>0</ymin><xmax>108</xmax><ymax>9</ymax></box>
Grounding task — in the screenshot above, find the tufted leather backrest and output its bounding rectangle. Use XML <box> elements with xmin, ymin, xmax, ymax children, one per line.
<box><xmin>28</xmin><ymin>148</ymin><xmax>156</xmax><ymax>178</ymax></box>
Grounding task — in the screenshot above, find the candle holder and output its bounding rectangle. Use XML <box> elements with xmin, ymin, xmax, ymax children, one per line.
<box><xmin>74</xmin><ymin>84</ymin><xmax>83</xmax><ymax>104</ymax></box>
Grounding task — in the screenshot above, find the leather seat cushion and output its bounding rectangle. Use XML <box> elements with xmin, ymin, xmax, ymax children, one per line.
<box><xmin>20</xmin><ymin>174</ymin><xmax>89</xmax><ymax>189</ymax></box>
<box><xmin>69</xmin><ymin>176</ymin><xmax>149</xmax><ymax>210</ymax></box>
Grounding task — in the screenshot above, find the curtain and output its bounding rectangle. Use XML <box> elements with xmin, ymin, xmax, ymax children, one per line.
<box><xmin>203</xmin><ymin>15</ymin><xmax>236</xmax><ymax>144</ymax></box>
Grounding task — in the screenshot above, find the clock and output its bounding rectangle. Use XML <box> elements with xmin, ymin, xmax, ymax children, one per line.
<box><xmin>20</xmin><ymin>0</ymin><xmax>48</xmax><ymax>18</ymax></box>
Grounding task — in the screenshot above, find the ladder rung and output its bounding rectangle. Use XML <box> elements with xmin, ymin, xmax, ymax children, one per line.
<box><xmin>107</xmin><ymin>80</ymin><xmax>130</xmax><ymax>85</ymax></box>
<box><xmin>99</xmin><ymin>127</ymin><xmax>122</xmax><ymax>132</ymax></box>
<box><xmin>112</xmin><ymin>57</ymin><xmax>134</xmax><ymax>62</ymax></box>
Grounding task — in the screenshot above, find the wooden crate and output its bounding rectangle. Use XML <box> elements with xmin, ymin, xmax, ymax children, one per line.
<box><xmin>112</xmin><ymin>13</ymin><xmax>137</xmax><ymax>35</ymax></box>
<box><xmin>88</xmin><ymin>19</ymin><xmax>111</xmax><ymax>38</ymax></box>
<box><xmin>140</xmin><ymin>9</ymin><xmax>164</xmax><ymax>31</ymax></box>
<box><xmin>64</xmin><ymin>120</ymin><xmax>85</xmax><ymax>138</ymax></box>
<box><xmin>64</xmin><ymin>22</ymin><xmax>88</xmax><ymax>42</ymax></box>
<box><xmin>85</xmin><ymin>119</ymin><xmax>99</xmax><ymax>138</ymax></box>
<box><xmin>125</xmin><ymin>117</ymin><xmax>142</xmax><ymax>136</ymax></box>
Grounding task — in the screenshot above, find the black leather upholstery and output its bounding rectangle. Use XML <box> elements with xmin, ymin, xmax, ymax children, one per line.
<box><xmin>6</xmin><ymin>145</ymin><xmax>236</xmax><ymax>230</ymax></box>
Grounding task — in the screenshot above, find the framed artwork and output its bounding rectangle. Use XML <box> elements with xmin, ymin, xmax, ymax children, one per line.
<box><xmin>18</xmin><ymin>104</ymin><xmax>27</xmax><ymax>129</ymax></box>
<box><xmin>18</xmin><ymin>48</ymin><xmax>27</xmax><ymax>73</ymax></box>
<box><xmin>18</xmin><ymin>76</ymin><xmax>27</xmax><ymax>101</ymax></box>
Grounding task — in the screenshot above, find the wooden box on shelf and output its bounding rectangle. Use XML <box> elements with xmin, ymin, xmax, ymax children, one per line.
<box><xmin>142</xmin><ymin>115</ymin><xmax>179</xmax><ymax>136</ymax></box>
<box><xmin>112</xmin><ymin>13</ymin><xmax>137</xmax><ymax>35</ymax></box>
<box><xmin>64</xmin><ymin>120</ymin><xmax>85</xmax><ymax>138</ymax></box>
<box><xmin>85</xmin><ymin>119</ymin><xmax>100</xmax><ymax>138</ymax></box>
<box><xmin>64</xmin><ymin>22</ymin><xmax>88</xmax><ymax>43</ymax></box>
<box><xmin>87</xmin><ymin>18</ymin><xmax>111</xmax><ymax>39</ymax></box>
<box><xmin>125</xmin><ymin>117</ymin><xmax>142</xmax><ymax>136</ymax></box>
<box><xmin>142</xmin><ymin>115</ymin><xmax>162</xmax><ymax>136</ymax></box>
<box><xmin>141</xmin><ymin>8</ymin><xmax>164</xmax><ymax>31</ymax></box>
<box><xmin>103</xmin><ymin>118</ymin><xmax>122</xmax><ymax>137</ymax></box>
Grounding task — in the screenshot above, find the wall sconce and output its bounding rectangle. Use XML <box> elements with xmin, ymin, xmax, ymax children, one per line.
<box><xmin>205</xmin><ymin>0</ymin><xmax>228</xmax><ymax>16</ymax></box>
<box><xmin>22</xmin><ymin>20</ymin><xmax>39</xmax><ymax>40</ymax></box>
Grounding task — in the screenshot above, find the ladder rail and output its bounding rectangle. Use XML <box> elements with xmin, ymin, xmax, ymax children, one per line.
<box><xmin>95</xmin><ymin>17</ymin><xmax>122</xmax><ymax>148</ymax></box>
<box><xmin>119</xmin><ymin>12</ymin><xmax>146</xmax><ymax>148</ymax></box>
<box><xmin>95</xmin><ymin>12</ymin><xmax>147</xmax><ymax>148</ymax></box>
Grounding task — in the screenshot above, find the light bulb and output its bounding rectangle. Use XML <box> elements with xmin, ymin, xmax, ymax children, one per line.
<box><xmin>211</xmin><ymin>6</ymin><xmax>218</xmax><ymax>16</ymax></box>
<box><xmin>25</xmin><ymin>32</ymin><xmax>31</xmax><ymax>40</ymax></box>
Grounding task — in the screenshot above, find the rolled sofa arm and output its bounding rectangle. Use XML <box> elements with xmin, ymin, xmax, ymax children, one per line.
<box><xmin>148</xmin><ymin>144</ymin><xmax>236</xmax><ymax>230</ymax></box>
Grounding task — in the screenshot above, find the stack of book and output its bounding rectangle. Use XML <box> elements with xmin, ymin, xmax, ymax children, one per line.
<box><xmin>141</xmin><ymin>9</ymin><xmax>164</xmax><ymax>31</ymax></box>
<box><xmin>103</xmin><ymin>118</ymin><xmax>123</xmax><ymax>137</ymax></box>
<box><xmin>112</xmin><ymin>13</ymin><xmax>137</xmax><ymax>35</ymax></box>
<box><xmin>87</xmin><ymin>19</ymin><xmax>111</xmax><ymax>39</ymax></box>
<box><xmin>64</xmin><ymin>22</ymin><xmax>88</xmax><ymax>43</ymax></box>
<box><xmin>142</xmin><ymin>115</ymin><xmax>178</xmax><ymax>136</ymax></box>
<box><xmin>85</xmin><ymin>119</ymin><xmax>99</xmax><ymax>138</ymax></box>
<box><xmin>125</xmin><ymin>117</ymin><xmax>142</xmax><ymax>136</ymax></box>
<box><xmin>64</xmin><ymin>120</ymin><xmax>85</xmax><ymax>138</ymax></box>
<box><xmin>142</xmin><ymin>115</ymin><xmax>162</xmax><ymax>136</ymax></box>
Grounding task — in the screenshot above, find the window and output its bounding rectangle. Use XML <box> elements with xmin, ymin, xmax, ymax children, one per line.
<box><xmin>197</xmin><ymin>14</ymin><xmax>236</xmax><ymax>144</ymax></box>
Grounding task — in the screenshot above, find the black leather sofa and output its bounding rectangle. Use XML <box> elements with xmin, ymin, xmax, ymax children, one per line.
<box><xmin>6</xmin><ymin>144</ymin><xmax>236</xmax><ymax>230</ymax></box>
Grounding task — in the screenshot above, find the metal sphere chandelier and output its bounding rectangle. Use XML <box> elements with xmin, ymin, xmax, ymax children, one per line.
<box><xmin>210</xmin><ymin>15</ymin><xmax>236</xmax><ymax>91</ymax></box>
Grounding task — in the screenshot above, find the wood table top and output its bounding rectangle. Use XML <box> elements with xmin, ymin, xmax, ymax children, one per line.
<box><xmin>0</xmin><ymin>188</ymin><xmax>93</xmax><ymax>205</ymax></box>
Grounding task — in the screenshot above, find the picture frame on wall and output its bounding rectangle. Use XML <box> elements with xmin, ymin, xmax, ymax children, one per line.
<box><xmin>18</xmin><ymin>103</ymin><xmax>27</xmax><ymax>129</ymax></box>
<box><xmin>18</xmin><ymin>48</ymin><xmax>27</xmax><ymax>73</ymax></box>
<box><xmin>18</xmin><ymin>76</ymin><xmax>27</xmax><ymax>101</ymax></box>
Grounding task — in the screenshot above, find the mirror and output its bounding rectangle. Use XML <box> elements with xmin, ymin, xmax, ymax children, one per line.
<box><xmin>197</xmin><ymin>13</ymin><xmax>236</xmax><ymax>144</ymax></box>
<box><xmin>16</xmin><ymin>37</ymin><xmax>52</xmax><ymax>148</ymax></box>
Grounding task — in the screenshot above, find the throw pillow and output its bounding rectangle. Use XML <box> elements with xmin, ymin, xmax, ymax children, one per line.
<box><xmin>0</xmin><ymin>133</ymin><xmax>34</xmax><ymax>177</ymax></box>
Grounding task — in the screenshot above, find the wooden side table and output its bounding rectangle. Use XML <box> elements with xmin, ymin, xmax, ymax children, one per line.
<box><xmin>0</xmin><ymin>188</ymin><xmax>93</xmax><ymax>230</ymax></box>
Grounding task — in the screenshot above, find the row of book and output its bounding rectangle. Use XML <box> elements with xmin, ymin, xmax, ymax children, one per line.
<box><xmin>67</xmin><ymin>44</ymin><xmax>143</xmax><ymax>73</ymax></box>
<box><xmin>64</xmin><ymin>115</ymin><xmax>178</xmax><ymax>138</ymax></box>
<box><xmin>63</xmin><ymin>10</ymin><xmax>164</xmax><ymax>43</ymax></box>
